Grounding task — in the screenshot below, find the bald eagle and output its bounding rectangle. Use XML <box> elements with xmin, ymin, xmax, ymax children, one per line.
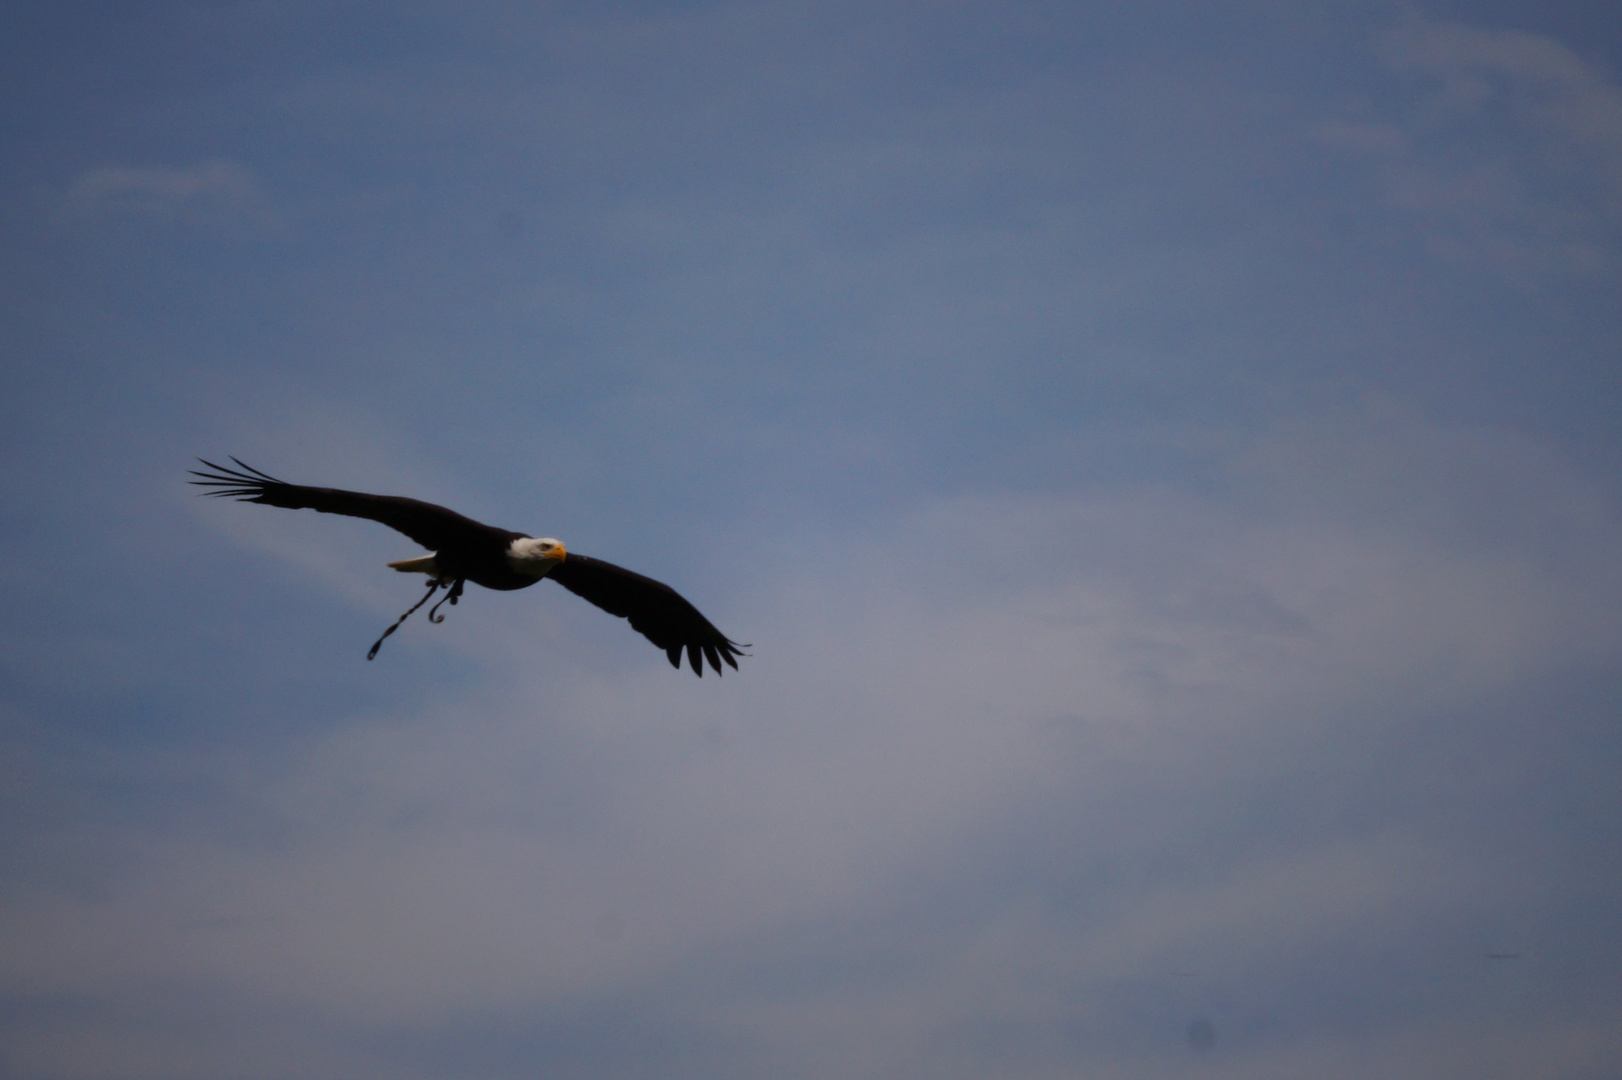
<box><xmin>191</xmin><ymin>459</ymin><xmax>747</xmax><ymax>675</ymax></box>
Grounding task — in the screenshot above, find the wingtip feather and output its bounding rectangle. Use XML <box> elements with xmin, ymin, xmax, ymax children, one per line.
<box><xmin>189</xmin><ymin>457</ymin><xmax>291</xmax><ymax>500</ymax></box>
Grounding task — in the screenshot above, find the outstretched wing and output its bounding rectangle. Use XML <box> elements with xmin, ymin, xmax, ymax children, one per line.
<box><xmin>547</xmin><ymin>553</ymin><xmax>748</xmax><ymax>676</ymax></box>
<box><xmin>190</xmin><ymin>458</ymin><xmax>499</xmax><ymax>553</ymax></box>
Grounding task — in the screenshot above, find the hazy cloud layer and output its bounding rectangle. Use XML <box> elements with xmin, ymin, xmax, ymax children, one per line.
<box><xmin>6</xmin><ymin>410</ymin><xmax>1619</xmax><ymax>1078</ymax></box>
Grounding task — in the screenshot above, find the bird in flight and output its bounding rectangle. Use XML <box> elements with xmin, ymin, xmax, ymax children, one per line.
<box><xmin>191</xmin><ymin>459</ymin><xmax>747</xmax><ymax>674</ymax></box>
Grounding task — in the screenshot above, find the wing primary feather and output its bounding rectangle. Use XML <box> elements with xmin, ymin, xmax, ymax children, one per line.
<box><xmin>190</xmin><ymin>458</ymin><xmax>273</xmax><ymax>498</ymax></box>
<box><xmin>549</xmin><ymin>553</ymin><xmax>746</xmax><ymax>677</ymax></box>
<box><xmin>191</xmin><ymin>458</ymin><xmax>511</xmax><ymax>555</ymax></box>
<box><xmin>229</xmin><ymin>457</ymin><xmax>287</xmax><ymax>483</ymax></box>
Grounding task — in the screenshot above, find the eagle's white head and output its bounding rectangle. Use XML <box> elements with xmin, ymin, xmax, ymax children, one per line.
<box><xmin>507</xmin><ymin>536</ymin><xmax>567</xmax><ymax>578</ymax></box>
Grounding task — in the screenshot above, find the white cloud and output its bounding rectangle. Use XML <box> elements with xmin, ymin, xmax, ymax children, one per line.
<box><xmin>1313</xmin><ymin>16</ymin><xmax>1622</xmax><ymax>276</ymax></box>
<box><xmin>59</xmin><ymin>160</ymin><xmax>282</xmax><ymax>233</ymax></box>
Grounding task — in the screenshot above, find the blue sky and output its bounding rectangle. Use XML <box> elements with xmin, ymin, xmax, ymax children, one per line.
<box><xmin>3</xmin><ymin>1</ymin><xmax>1621</xmax><ymax>1077</ymax></box>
